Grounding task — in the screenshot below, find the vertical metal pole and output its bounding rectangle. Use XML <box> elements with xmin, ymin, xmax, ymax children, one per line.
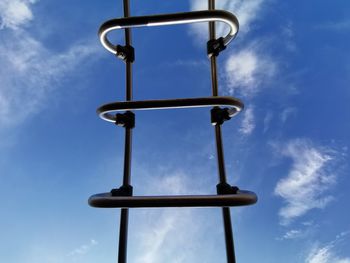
<box><xmin>118</xmin><ymin>1</ymin><xmax>133</xmax><ymax>263</ymax></box>
<box><xmin>208</xmin><ymin>1</ymin><xmax>236</xmax><ymax>263</ymax></box>
<box><xmin>124</xmin><ymin>0</ymin><xmax>132</xmax><ymax>103</ymax></box>
<box><xmin>118</xmin><ymin>208</ymin><xmax>129</xmax><ymax>263</ymax></box>
<box><xmin>122</xmin><ymin>0</ymin><xmax>133</xmax><ymax>187</ymax></box>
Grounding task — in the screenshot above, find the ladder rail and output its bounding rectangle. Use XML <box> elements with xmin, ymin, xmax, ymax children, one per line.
<box><xmin>118</xmin><ymin>1</ymin><xmax>133</xmax><ymax>263</ymax></box>
<box><xmin>89</xmin><ymin>1</ymin><xmax>257</xmax><ymax>263</ymax></box>
<box><xmin>208</xmin><ymin>1</ymin><xmax>237</xmax><ymax>262</ymax></box>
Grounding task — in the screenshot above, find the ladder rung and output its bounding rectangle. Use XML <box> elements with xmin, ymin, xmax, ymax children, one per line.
<box><xmin>98</xmin><ymin>96</ymin><xmax>243</xmax><ymax>122</ymax></box>
<box><xmin>88</xmin><ymin>191</ymin><xmax>257</xmax><ymax>208</ymax></box>
<box><xmin>99</xmin><ymin>10</ymin><xmax>239</xmax><ymax>54</ymax></box>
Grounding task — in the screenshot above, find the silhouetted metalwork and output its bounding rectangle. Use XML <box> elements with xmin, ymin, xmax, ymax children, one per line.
<box><xmin>89</xmin><ymin>0</ymin><xmax>257</xmax><ymax>262</ymax></box>
<box><xmin>97</xmin><ymin>96</ymin><xmax>243</xmax><ymax>122</ymax></box>
<box><xmin>99</xmin><ymin>10</ymin><xmax>239</xmax><ymax>55</ymax></box>
<box><xmin>89</xmin><ymin>191</ymin><xmax>257</xmax><ymax>208</ymax></box>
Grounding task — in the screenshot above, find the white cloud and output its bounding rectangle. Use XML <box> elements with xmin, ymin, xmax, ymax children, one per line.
<box><xmin>306</xmin><ymin>234</ymin><xmax>350</xmax><ymax>263</ymax></box>
<box><xmin>190</xmin><ymin>0</ymin><xmax>265</xmax><ymax>42</ymax></box>
<box><xmin>316</xmin><ymin>20</ymin><xmax>350</xmax><ymax>31</ymax></box>
<box><xmin>224</xmin><ymin>46</ymin><xmax>276</xmax><ymax>97</ymax></box>
<box><xmin>280</xmin><ymin>107</ymin><xmax>297</xmax><ymax>123</ymax></box>
<box><xmin>128</xmin><ymin>168</ymin><xmax>228</xmax><ymax>263</ymax></box>
<box><xmin>281</xmin><ymin>21</ymin><xmax>296</xmax><ymax>52</ymax></box>
<box><xmin>130</xmin><ymin>173</ymin><xmax>203</xmax><ymax>263</ymax></box>
<box><xmin>68</xmin><ymin>239</ymin><xmax>98</xmax><ymax>257</ymax></box>
<box><xmin>302</xmin><ymin>221</ymin><xmax>314</xmax><ymax>226</ymax></box>
<box><xmin>133</xmin><ymin>209</ymin><xmax>196</xmax><ymax>263</ymax></box>
<box><xmin>282</xmin><ymin>229</ymin><xmax>303</xmax><ymax>240</ymax></box>
<box><xmin>226</xmin><ymin>49</ymin><xmax>257</xmax><ymax>89</ymax></box>
<box><xmin>278</xmin><ymin>222</ymin><xmax>320</xmax><ymax>240</ymax></box>
<box><xmin>263</xmin><ymin>111</ymin><xmax>273</xmax><ymax>133</ymax></box>
<box><xmin>0</xmin><ymin>32</ymin><xmax>98</xmax><ymax>127</ymax></box>
<box><xmin>0</xmin><ymin>0</ymin><xmax>36</xmax><ymax>30</ymax></box>
<box><xmin>0</xmin><ymin>0</ymin><xmax>98</xmax><ymax>129</ymax></box>
<box><xmin>143</xmin><ymin>172</ymin><xmax>193</xmax><ymax>196</ymax></box>
<box><xmin>239</xmin><ymin>107</ymin><xmax>255</xmax><ymax>135</ymax></box>
<box><xmin>306</xmin><ymin>245</ymin><xmax>350</xmax><ymax>263</ymax></box>
<box><xmin>274</xmin><ymin>139</ymin><xmax>336</xmax><ymax>225</ymax></box>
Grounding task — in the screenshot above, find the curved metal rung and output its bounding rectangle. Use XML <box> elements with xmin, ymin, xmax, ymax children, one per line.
<box><xmin>88</xmin><ymin>191</ymin><xmax>257</xmax><ymax>208</ymax></box>
<box><xmin>97</xmin><ymin>96</ymin><xmax>244</xmax><ymax>122</ymax></box>
<box><xmin>99</xmin><ymin>10</ymin><xmax>239</xmax><ymax>54</ymax></box>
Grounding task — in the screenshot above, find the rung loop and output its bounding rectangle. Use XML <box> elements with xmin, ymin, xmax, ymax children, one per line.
<box><xmin>97</xmin><ymin>96</ymin><xmax>243</xmax><ymax>123</ymax></box>
<box><xmin>89</xmin><ymin>190</ymin><xmax>257</xmax><ymax>208</ymax></box>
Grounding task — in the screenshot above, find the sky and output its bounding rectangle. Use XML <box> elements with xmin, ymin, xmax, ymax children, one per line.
<box><xmin>0</xmin><ymin>0</ymin><xmax>349</xmax><ymax>262</ymax></box>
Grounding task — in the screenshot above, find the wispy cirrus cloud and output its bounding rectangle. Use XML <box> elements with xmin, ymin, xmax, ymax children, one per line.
<box><xmin>68</xmin><ymin>239</ymin><xmax>98</xmax><ymax>257</ymax></box>
<box><xmin>281</xmin><ymin>229</ymin><xmax>303</xmax><ymax>240</ymax></box>
<box><xmin>278</xmin><ymin>222</ymin><xmax>319</xmax><ymax>241</ymax></box>
<box><xmin>306</xmin><ymin>232</ymin><xmax>350</xmax><ymax>263</ymax></box>
<box><xmin>0</xmin><ymin>0</ymin><xmax>36</xmax><ymax>30</ymax></box>
<box><xmin>130</xmin><ymin>172</ymin><xmax>204</xmax><ymax>263</ymax></box>
<box><xmin>0</xmin><ymin>32</ymin><xmax>98</xmax><ymax>127</ymax></box>
<box><xmin>279</xmin><ymin>225</ymin><xmax>319</xmax><ymax>241</ymax></box>
<box><xmin>239</xmin><ymin>107</ymin><xmax>255</xmax><ymax>135</ymax></box>
<box><xmin>133</xmin><ymin>208</ymin><xmax>197</xmax><ymax>263</ymax></box>
<box><xmin>224</xmin><ymin>44</ymin><xmax>275</xmax><ymax>136</ymax></box>
<box><xmin>263</xmin><ymin>111</ymin><xmax>273</xmax><ymax>133</ymax></box>
<box><xmin>274</xmin><ymin>139</ymin><xmax>337</xmax><ymax>225</ymax></box>
<box><xmin>127</xmin><ymin>165</ymin><xmax>233</xmax><ymax>263</ymax></box>
<box><xmin>0</xmin><ymin>0</ymin><xmax>98</xmax><ymax>128</ymax></box>
<box><xmin>280</xmin><ymin>107</ymin><xmax>297</xmax><ymax>123</ymax></box>
<box><xmin>315</xmin><ymin>20</ymin><xmax>350</xmax><ymax>31</ymax></box>
<box><xmin>224</xmin><ymin>45</ymin><xmax>276</xmax><ymax>97</ymax></box>
<box><xmin>281</xmin><ymin>21</ymin><xmax>297</xmax><ymax>52</ymax></box>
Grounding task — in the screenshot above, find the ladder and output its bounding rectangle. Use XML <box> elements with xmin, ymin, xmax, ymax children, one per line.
<box><xmin>89</xmin><ymin>1</ymin><xmax>257</xmax><ymax>262</ymax></box>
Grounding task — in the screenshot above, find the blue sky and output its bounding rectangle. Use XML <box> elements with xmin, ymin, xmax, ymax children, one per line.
<box><xmin>0</xmin><ymin>0</ymin><xmax>349</xmax><ymax>262</ymax></box>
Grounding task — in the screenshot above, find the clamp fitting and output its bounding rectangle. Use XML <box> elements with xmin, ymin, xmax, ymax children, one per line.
<box><xmin>115</xmin><ymin>111</ymin><xmax>135</xmax><ymax>129</ymax></box>
<box><xmin>217</xmin><ymin>182</ymin><xmax>239</xmax><ymax>195</ymax></box>
<box><xmin>207</xmin><ymin>37</ymin><xmax>226</xmax><ymax>57</ymax></box>
<box><xmin>111</xmin><ymin>184</ymin><xmax>133</xmax><ymax>197</ymax></box>
<box><xmin>211</xmin><ymin>107</ymin><xmax>231</xmax><ymax>126</ymax></box>
<box><xmin>116</xmin><ymin>45</ymin><xmax>135</xmax><ymax>63</ymax></box>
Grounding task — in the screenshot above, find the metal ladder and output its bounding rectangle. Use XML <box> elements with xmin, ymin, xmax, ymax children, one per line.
<box><xmin>89</xmin><ymin>1</ymin><xmax>257</xmax><ymax>262</ymax></box>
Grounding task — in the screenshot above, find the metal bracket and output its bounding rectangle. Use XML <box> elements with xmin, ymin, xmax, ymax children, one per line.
<box><xmin>111</xmin><ymin>184</ymin><xmax>133</xmax><ymax>197</ymax></box>
<box><xmin>216</xmin><ymin>182</ymin><xmax>239</xmax><ymax>195</ymax></box>
<box><xmin>115</xmin><ymin>111</ymin><xmax>135</xmax><ymax>128</ymax></box>
<box><xmin>116</xmin><ymin>44</ymin><xmax>135</xmax><ymax>63</ymax></box>
<box><xmin>211</xmin><ymin>107</ymin><xmax>231</xmax><ymax>126</ymax></box>
<box><xmin>207</xmin><ymin>37</ymin><xmax>226</xmax><ymax>57</ymax></box>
